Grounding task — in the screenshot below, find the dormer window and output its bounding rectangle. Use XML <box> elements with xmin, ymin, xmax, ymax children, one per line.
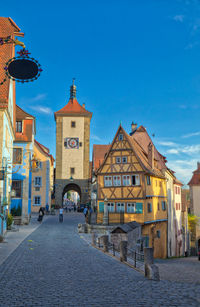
<box><xmin>119</xmin><ymin>134</ymin><xmax>123</xmax><ymax>141</ymax></box>
<box><xmin>16</xmin><ymin>121</ymin><xmax>22</xmax><ymax>133</ymax></box>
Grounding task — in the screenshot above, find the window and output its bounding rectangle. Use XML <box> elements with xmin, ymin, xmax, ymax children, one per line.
<box><xmin>146</xmin><ymin>176</ymin><xmax>151</xmax><ymax>185</ymax></box>
<box><xmin>11</xmin><ymin>180</ymin><xmax>22</xmax><ymax>198</ymax></box>
<box><xmin>71</xmin><ymin>121</ymin><xmax>76</xmax><ymax>128</ymax></box>
<box><xmin>116</xmin><ymin>203</ymin><xmax>125</xmax><ymax>212</ymax></box>
<box><xmin>34</xmin><ymin>177</ymin><xmax>42</xmax><ymax>187</ymax></box>
<box><xmin>127</xmin><ymin>203</ymin><xmax>136</xmax><ymax>213</ymax></box>
<box><xmin>147</xmin><ymin>203</ymin><xmax>152</xmax><ymax>213</ymax></box>
<box><xmin>132</xmin><ymin>175</ymin><xmax>140</xmax><ymax>186</ymax></box>
<box><xmin>108</xmin><ymin>203</ymin><xmax>115</xmax><ymax>212</ymax></box>
<box><xmin>13</xmin><ymin>148</ymin><xmax>22</xmax><ymax>164</ymax></box>
<box><xmin>35</xmin><ymin>187</ymin><xmax>40</xmax><ymax>191</ymax></box>
<box><xmin>162</xmin><ymin>201</ymin><xmax>166</xmax><ymax>211</ymax></box>
<box><xmin>116</xmin><ymin>157</ymin><xmax>121</xmax><ymax>164</ymax></box>
<box><xmin>36</xmin><ymin>161</ymin><xmax>42</xmax><ymax>169</ymax></box>
<box><xmin>159</xmin><ymin>181</ymin><xmax>162</xmax><ymax>187</ymax></box>
<box><xmin>157</xmin><ymin>202</ymin><xmax>160</xmax><ymax>211</ymax></box>
<box><xmin>16</xmin><ymin>121</ymin><xmax>22</xmax><ymax>133</ymax></box>
<box><xmin>122</xmin><ymin>156</ymin><xmax>127</xmax><ymax>163</ymax></box>
<box><xmin>113</xmin><ymin>175</ymin><xmax>121</xmax><ymax>186</ymax></box>
<box><xmin>122</xmin><ymin>175</ymin><xmax>130</xmax><ymax>186</ymax></box>
<box><xmin>34</xmin><ymin>196</ymin><xmax>41</xmax><ymax>205</ymax></box>
<box><xmin>70</xmin><ymin>168</ymin><xmax>75</xmax><ymax>175</ymax></box>
<box><xmin>79</xmin><ymin>142</ymin><xmax>82</xmax><ymax>147</ymax></box>
<box><xmin>119</xmin><ymin>134</ymin><xmax>123</xmax><ymax>141</ymax></box>
<box><xmin>104</xmin><ymin>176</ymin><xmax>112</xmax><ymax>187</ymax></box>
<box><xmin>157</xmin><ymin>230</ymin><xmax>161</xmax><ymax>238</ymax></box>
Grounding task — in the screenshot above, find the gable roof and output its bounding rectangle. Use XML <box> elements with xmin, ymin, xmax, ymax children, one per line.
<box><xmin>34</xmin><ymin>139</ymin><xmax>55</xmax><ymax>165</ymax></box>
<box><xmin>16</xmin><ymin>105</ymin><xmax>35</xmax><ymax>120</ymax></box>
<box><xmin>96</xmin><ymin>124</ymin><xmax>165</xmax><ymax>178</ymax></box>
<box><xmin>54</xmin><ymin>98</ymin><xmax>92</xmax><ymax>119</ymax></box>
<box><xmin>188</xmin><ymin>163</ymin><xmax>200</xmax><ymax>186</ymax></box>
<box><xmin>93</xmin><ymin>144</ymin><xmax>111</xmax><ymax>171</ymax></box>
<box><xmin>132</xmin><ymin>126</ymin><xmax>167</xmax><ymax>170</ymax></box>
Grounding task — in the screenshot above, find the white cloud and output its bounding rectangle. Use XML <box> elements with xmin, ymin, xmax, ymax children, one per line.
<box><xmin>167</xmin><ymin>159</ymin><xmax>198</xmax><ymax>184</ymax></box>
<box><xmin>91</xmin><ymin>135</ymin><xmax>102</xmax><ymax>141</ymax></box>
<box><xmin>167</xmin><ymin>144</ymin><xmax>200</xmax><ymax>155</ymax></box>
<box><xmin>29</xmin><ymin>105</ymin><xmax>53</xmax><ymax>115</ymax></box>
<box><xmin>182</xmin><ymin>131</ymin><xmax>200</xmax><ymax>138</ymax></box>
<box><xmin>173</xmin><ymin>15</ymin><xmax>185</xmax><ymax>22</ymax></box>
<box><xmin>157</xmin><ymin>141</ymin><xmax>178</xmax><ymax>147</ymax></box>
<box><xmin>31</xmin><ymin>94</ymin><xmax>47</xmax><ymax>102</ymax></box>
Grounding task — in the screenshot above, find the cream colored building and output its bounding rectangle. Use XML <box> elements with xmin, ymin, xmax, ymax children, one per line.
<box><xmin>54</xmin><ymin>81</ymin><xmax>92</xmax><ymax>207</ymax></box>
<box><xmin>31</xmin><ymin>140</ymin><xmax>54</xmax><ymax>212</ymax></box>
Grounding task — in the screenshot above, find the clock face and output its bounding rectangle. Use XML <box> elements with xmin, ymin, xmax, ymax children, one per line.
<box><xmin>64</xmin><ymin>138</ymin><xmax>79</xmax><ymax>149</ymax></box>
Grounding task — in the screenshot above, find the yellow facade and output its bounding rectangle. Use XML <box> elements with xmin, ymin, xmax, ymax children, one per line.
<box><xmin>31</xmin><ymin>141</ymin><xmax>54</xmax><ymax>213</ymax></box>
<box><xmin>96</xmin><ymin>125</ymin><xmax>168</xmax><ymax>258</ymax></box>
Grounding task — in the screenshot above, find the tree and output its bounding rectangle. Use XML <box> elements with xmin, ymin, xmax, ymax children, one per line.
<box><xmin>188</xmin><ymin>214</ymin><xmax>200</xmax><ymax>241</ymax></box>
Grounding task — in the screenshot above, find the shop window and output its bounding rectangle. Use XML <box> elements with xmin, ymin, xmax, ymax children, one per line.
<box><xmin>11</xmin><ymin>180</ymin><xmax>22</xmax><ymax>198</ymax></box>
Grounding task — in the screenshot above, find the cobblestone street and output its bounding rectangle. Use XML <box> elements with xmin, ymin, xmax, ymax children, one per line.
<box><xmin>0</xmin><ymin>213</ymin><xmax>200</xmax><ymax>307</ymax></box>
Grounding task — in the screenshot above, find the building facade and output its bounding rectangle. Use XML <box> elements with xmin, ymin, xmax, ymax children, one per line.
<box><xmin>31</xmin><ymin>140</ymin><xmax>54</xmax><ymax>212</ymax></box>
<box><xmin>54</xmin><ymin>81</ymin><xmax>92</xmax><ymax>207</ymax></box>
<box><xmin>0</xmin><ymin>18</ymin><xmax>23</xmax><ymax>234</ymax></box>
<box><xmin>95</xmin><ymin>125</ymin><xmax>168</xmax><ymax>258</ymax></box>
<box><xmin>11</xmin><ymin>106</ymin><xmax>35</xmax><ymax>224</ymax></box>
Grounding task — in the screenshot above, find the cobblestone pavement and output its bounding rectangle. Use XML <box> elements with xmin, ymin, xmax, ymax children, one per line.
<box><xmin>155</xmin><ymin>257</ymin><xmax>200</xmax><ymax>284</ymax></box>
<box><xmin>0</xmin><ymin>213</ymin><xmax>200</xmax><ymax>307</ymax></box>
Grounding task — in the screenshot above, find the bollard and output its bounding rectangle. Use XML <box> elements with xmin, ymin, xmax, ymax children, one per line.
<box><xmin>101</xmin><ymin>235</ymin><xmax>109</xmax><ymax>252</ymax></box>
<box><xmin>120</xmin><ymin>241</ymin><xmax>127</xmax><ymax>262</ymax></box>
<box><xmin>92</xmin><ymin>233</ymin><xmax>97</xmax><ymax>246</ymax></box>
<box><xmin>144</xmin><ymin>247</ymin><xmax>160</xmax><ymax>281</ymax></box>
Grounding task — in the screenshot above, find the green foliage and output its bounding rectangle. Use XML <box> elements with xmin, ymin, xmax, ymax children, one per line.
<box><xmin>7</xmin><ymin>213</ymin><xmax>13</xmax><ymax>228</ymax></box>
<box><xmin>67</xmin><ymin>191</ymin><xmax>71</xmax><ymax>199</ymax></box>
<box><xmin>188</xmin><ymin>214</ymin><xmax>200</xmax><ymax>241</ymax></box>
<box><xmin>11</xmin><ymin>205</ymin><xmax>22</xmax><ymax>216</ymax></box>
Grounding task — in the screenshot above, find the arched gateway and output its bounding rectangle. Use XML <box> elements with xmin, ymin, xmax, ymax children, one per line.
<box><xmin>54</xmin><ymin>81</ymin><xmax>92</xmax><ymax>207</ymax></box>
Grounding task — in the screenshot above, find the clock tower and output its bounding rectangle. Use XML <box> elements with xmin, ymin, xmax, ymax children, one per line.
<box><xmin>54</xmin><ymin>81</ymin><xmax>92</xmax><ymax>206</ymax></box>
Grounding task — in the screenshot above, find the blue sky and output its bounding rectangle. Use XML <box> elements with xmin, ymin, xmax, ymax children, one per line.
<box><xmin>2</xmin><ymin>0</ymin><xmax>200</xmax><ymax>185</ymax></box>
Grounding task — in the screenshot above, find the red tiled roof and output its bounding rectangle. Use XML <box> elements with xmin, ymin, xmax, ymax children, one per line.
<box><xmin>93</xmin><ymin>144</ymin><xmax>111</xmax><ymax>171</ymax></box>
<box><xmin>188</xmin><ymin>163</ymin><xmax>200</xmax><ymax>185</ymax></box>
<box><xmin>16</xmin><ymin>105</ymin><xmax>35</xmax><ymax>120</ymax></box>
<box><xmin>132</xmin><ymin>126</ymin><xmax>167</xmax><ymax>170</ymax></box>
<box><xmin>0</xmin><ymin>18</ymin><xmax>21</xmax><ymax>107</ymax></box>
<box><xmin>54</xmin><ymin>98</ymin><xmax>92</xmax><ymax>119</ymax></box>
<box><xmin>35</xmin><ymin>139</ymin><xmax>55</xmax><ymax>165</ymax></box>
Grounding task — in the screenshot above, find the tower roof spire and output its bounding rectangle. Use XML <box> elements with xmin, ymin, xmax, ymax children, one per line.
<box><xmin>70</xmin><ymin>78</ymin><xmax>76</xmax><ymax>99</ymax></box>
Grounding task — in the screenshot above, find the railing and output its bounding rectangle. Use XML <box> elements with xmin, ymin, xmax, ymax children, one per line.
<box><xmin>94</xmin><ymin>234</ymin><xmax>144</xmax><ymax>271</ymax></box>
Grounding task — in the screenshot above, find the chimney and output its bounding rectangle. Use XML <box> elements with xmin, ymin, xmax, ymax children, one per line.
<box><xmin>82</xmin><ymin>103</ymin><xmax>85</xmax><ymax>109</ymax></box>
<box><xmin>148</xmin><ymin>142</ymin><xmax>154</xmax><ymax>169</ymax></box>
<box><xmin>129</xmin><ymin>121</ymin><xmax>137</xmax><ymax>136</ymax></box>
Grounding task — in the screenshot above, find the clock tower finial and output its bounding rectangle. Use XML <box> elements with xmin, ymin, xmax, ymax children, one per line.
<box><xmin>70</xmin><ymin>78</ymin><xmax>76</xmax><ymax>99</ymax></box>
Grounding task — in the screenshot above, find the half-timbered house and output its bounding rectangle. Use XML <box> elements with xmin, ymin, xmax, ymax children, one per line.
<box><xmin>95</xmin><ymin>124</ymin><xmax>168</xmax><ymax>258</ymax></box>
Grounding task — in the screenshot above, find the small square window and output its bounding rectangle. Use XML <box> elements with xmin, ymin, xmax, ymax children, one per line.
<box><xmin>70</xmin><ymin>168</ymin><xmax>75</xmax><ymax>175</ymax></box>
<box><xmin>34</xmin><ymin>196</ymin><xmax>41</xmax><ymax>205</ymax></box>
<box><xmin>147</xmin><ymin>203</ymin><xmax>152</xmax><ymax>213</ymax></box>
<box><xmin>16</xmin><ymin>121</ymin><xmax>22</xmax><ymax>133</ymax></box>
<box><xmin>71</xmin><ymin>121</ymin><xmax>76</xmax><ymax>128</ymax></box>
<box><xmin>116</xmin><ymin>157</ymin><xmax>121</xmax><ymax>163</ymax></box>
<box><xmin>122</xmin><ymin>157</ymin><xmax>127</xmax><ymax>163</ymax></box>
<box><xmin>146</xmin><ymin>176</ymin><xmax>151</xmax><ymax>185</ymax></box>
<box><xmin>157</xmin><ymin>230</ymin><xmax>161</xmax><ymax>238</ymax></box>
<box><xmin>79</xmin><ymin>142</ymin><xmax>82</xmax><ymax>147</ymax></box>
<box><xmin>119</xmin><ymin>134</ymin><xmax>123</xmax><ymax>141</ymax></box>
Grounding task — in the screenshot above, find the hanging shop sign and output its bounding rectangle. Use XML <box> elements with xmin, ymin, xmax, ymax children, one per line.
<box><xmin>4</xmin><ymin>49</ymin><xmax>42</xmax><ymax>83</ymax></box>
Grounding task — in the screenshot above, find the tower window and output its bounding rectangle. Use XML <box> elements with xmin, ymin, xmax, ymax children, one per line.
<box><xmin>70</xmin><ymin>168</ymin><xmax>75</xmax><ymax>175</ymax></box>
<box><xmin>71</xmin><ymin>121</ymin><xmax>76</xmax><ymax>128</ymax></box>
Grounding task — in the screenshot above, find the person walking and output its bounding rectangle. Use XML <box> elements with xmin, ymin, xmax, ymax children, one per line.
<box><xmin>59</xmin><ymin>207</ymin><xmax>63</xmax><ymax>222</ymax></box>
<box><xmin>38</xmin><ymin>207</ymin><xmax>44</xmax><ymax>222</ymax></box>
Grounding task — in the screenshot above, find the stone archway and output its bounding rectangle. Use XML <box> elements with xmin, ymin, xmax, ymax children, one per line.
<box><xmin>62</xmin><ymin>183</ymin><xmax>81</xmax><ymax>206</ymax></box>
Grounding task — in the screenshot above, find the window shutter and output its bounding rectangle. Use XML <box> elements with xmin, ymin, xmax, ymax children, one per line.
<box><xmin>99</xmin><ymin>202</ymin><xmax>104</xmax><ymax>213</ymax></box>
<box><xmin>136</xmin><ymin>202</ymin><xmax>143</xmax><ymax>213</ymax></box>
